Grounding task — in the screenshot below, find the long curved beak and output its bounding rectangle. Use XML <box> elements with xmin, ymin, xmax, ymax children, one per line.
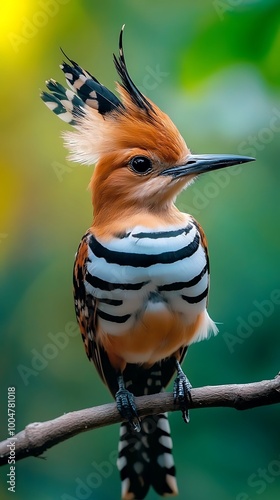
<box><xmin>161</xmin><ymin>154</ymin><xmax>255</xmax><ymax>178</ymax></box>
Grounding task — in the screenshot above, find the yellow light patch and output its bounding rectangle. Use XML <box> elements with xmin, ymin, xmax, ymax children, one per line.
<box><xmin>0</xmin><ymin>2</ymin><xmax>32</xmax><ymax>43</ymax></box>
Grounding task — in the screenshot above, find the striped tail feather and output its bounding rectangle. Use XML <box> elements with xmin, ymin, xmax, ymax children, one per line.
<box><xmin>118</xmin><ymin>414</ymin><xmax>178</xmax><ymax>499</ymax></box>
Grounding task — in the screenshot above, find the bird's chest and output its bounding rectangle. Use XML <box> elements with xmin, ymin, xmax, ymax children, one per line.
<box><xmin>85</xmin><ymin>221</ymin><xmax>209</xmax><ymax>335</ymax></box>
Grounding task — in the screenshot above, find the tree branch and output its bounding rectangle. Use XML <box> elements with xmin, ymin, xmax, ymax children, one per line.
<box><xmin>1</xmin><ymin>374</ymin><xmax>279</xmax><ymax>466</ymax></box>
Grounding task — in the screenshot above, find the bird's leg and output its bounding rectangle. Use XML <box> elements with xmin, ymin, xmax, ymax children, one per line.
<box><xmin>173</xmin><ymin>360</ymin><xmax>192</xmax><ymax>423</ymax></box>
<box><xmin>115</xmin><ymin>375</ymin><xmax>141</xmax><ymax>432</ymax></box>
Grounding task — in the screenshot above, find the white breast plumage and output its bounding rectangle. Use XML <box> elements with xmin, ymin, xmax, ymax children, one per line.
<box><xmin>85</xmin><ymin>220</ymin><xmax>210</xmax><ymax>336</ymax></box>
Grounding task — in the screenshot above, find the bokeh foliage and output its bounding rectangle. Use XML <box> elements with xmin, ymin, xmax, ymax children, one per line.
<box><xmin>1</xmin><ymin>1</ymin><xmax>280</xmax><ymax>499</ymax></box>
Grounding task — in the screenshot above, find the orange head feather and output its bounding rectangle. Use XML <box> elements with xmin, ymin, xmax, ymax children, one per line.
<box><xmin>61</xmin><ymin>27</ymin><xmax>191</xmax><ymax>229</ymax></box>
<box><xmin>42</xmin><ymin>26</ymin><xmax>255</xmax><ymax>235</ymax></box>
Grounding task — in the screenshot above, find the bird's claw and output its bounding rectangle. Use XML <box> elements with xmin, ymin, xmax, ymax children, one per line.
<box><xmin>173</xmin><ymin>362</ymin><xmax>192</xmax><ymax>424</ymax></box>
<box><xmin>115</xmin><ymin>378</ymin><xmax>141</xmax><ymax>432</ymax></box>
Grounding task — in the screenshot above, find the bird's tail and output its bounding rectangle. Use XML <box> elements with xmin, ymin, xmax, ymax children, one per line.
<box><xmin>117</xmin><ymin>413</ymin><xmax>178</xmax><ymax>499</ymax></box>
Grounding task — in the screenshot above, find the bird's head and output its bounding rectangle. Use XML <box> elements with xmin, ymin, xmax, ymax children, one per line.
<box><xmin>41</xmin><ymin>26</ymin><xmax>254</xmax><ymax>229</ymax></box>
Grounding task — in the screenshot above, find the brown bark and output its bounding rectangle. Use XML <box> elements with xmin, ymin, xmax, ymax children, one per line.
<box><xmin>1</xmin><ymin>374</ymin><xmax>279</xmax><ymax>466</ymax></box>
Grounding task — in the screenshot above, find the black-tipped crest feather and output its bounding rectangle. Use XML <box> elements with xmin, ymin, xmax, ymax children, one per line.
<box><xmin>60</xmin><ymin>48</ymin><xmax>123</xmax><ymax>115</ymax></box>
<box><xmin>60</xmin><ymin>47</ymin><xmax>101</xmax><ymax>84</ymax></box>
<box><xmin>41</xmin><ymin>26</ymin><xmax>154</xmax><ymax>126</ymax></box>
<box><xmin>113</xmin><ymin>25</ymin><xmax>154</xmax><ymax>113</ymax></box>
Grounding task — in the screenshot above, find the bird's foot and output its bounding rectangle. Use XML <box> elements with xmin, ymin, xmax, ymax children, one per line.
<box><xmin>115</xmin><ymin>376</ymin><xmax>141</xmax><ymax>432</ymax></box>
<box><xmin>173</xmin><ymin>361</ymin><xmax>192</xmax><ymax>423</ymax></box>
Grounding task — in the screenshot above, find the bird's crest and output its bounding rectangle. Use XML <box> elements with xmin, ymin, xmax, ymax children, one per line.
<box><xmin>113</xmin><ymin>26</ymin><xmax>154</xmax><ymax>113</ymax></box>
<box><xmin>41</xmin><ymin>26</ymin><xmax>187</xmax><ymax>166</ymax></box>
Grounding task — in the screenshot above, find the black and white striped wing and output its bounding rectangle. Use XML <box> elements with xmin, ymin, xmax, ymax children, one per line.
<box><xmin>73</xmin><ymin>232</ymin><xmax>121</xmax><ymax>395</ymax></box>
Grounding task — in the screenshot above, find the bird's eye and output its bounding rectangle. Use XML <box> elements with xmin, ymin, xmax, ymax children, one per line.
<box><xmin>130</xmin><ymin>156</ymin><xmax>152</xmax><ymax>175</ymax></box>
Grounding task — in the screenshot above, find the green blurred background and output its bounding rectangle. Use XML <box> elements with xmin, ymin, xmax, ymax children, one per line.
<box><xmin>1</xmin><ymin>1</ymin><xmax>280</xmax><ymax>499</ymax></box>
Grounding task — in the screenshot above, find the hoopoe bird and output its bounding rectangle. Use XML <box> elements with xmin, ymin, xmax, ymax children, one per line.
<box><xmin>41</xmin><ymin>26</ymin><xmax>254</xmax><ymax>499</ymax></box>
